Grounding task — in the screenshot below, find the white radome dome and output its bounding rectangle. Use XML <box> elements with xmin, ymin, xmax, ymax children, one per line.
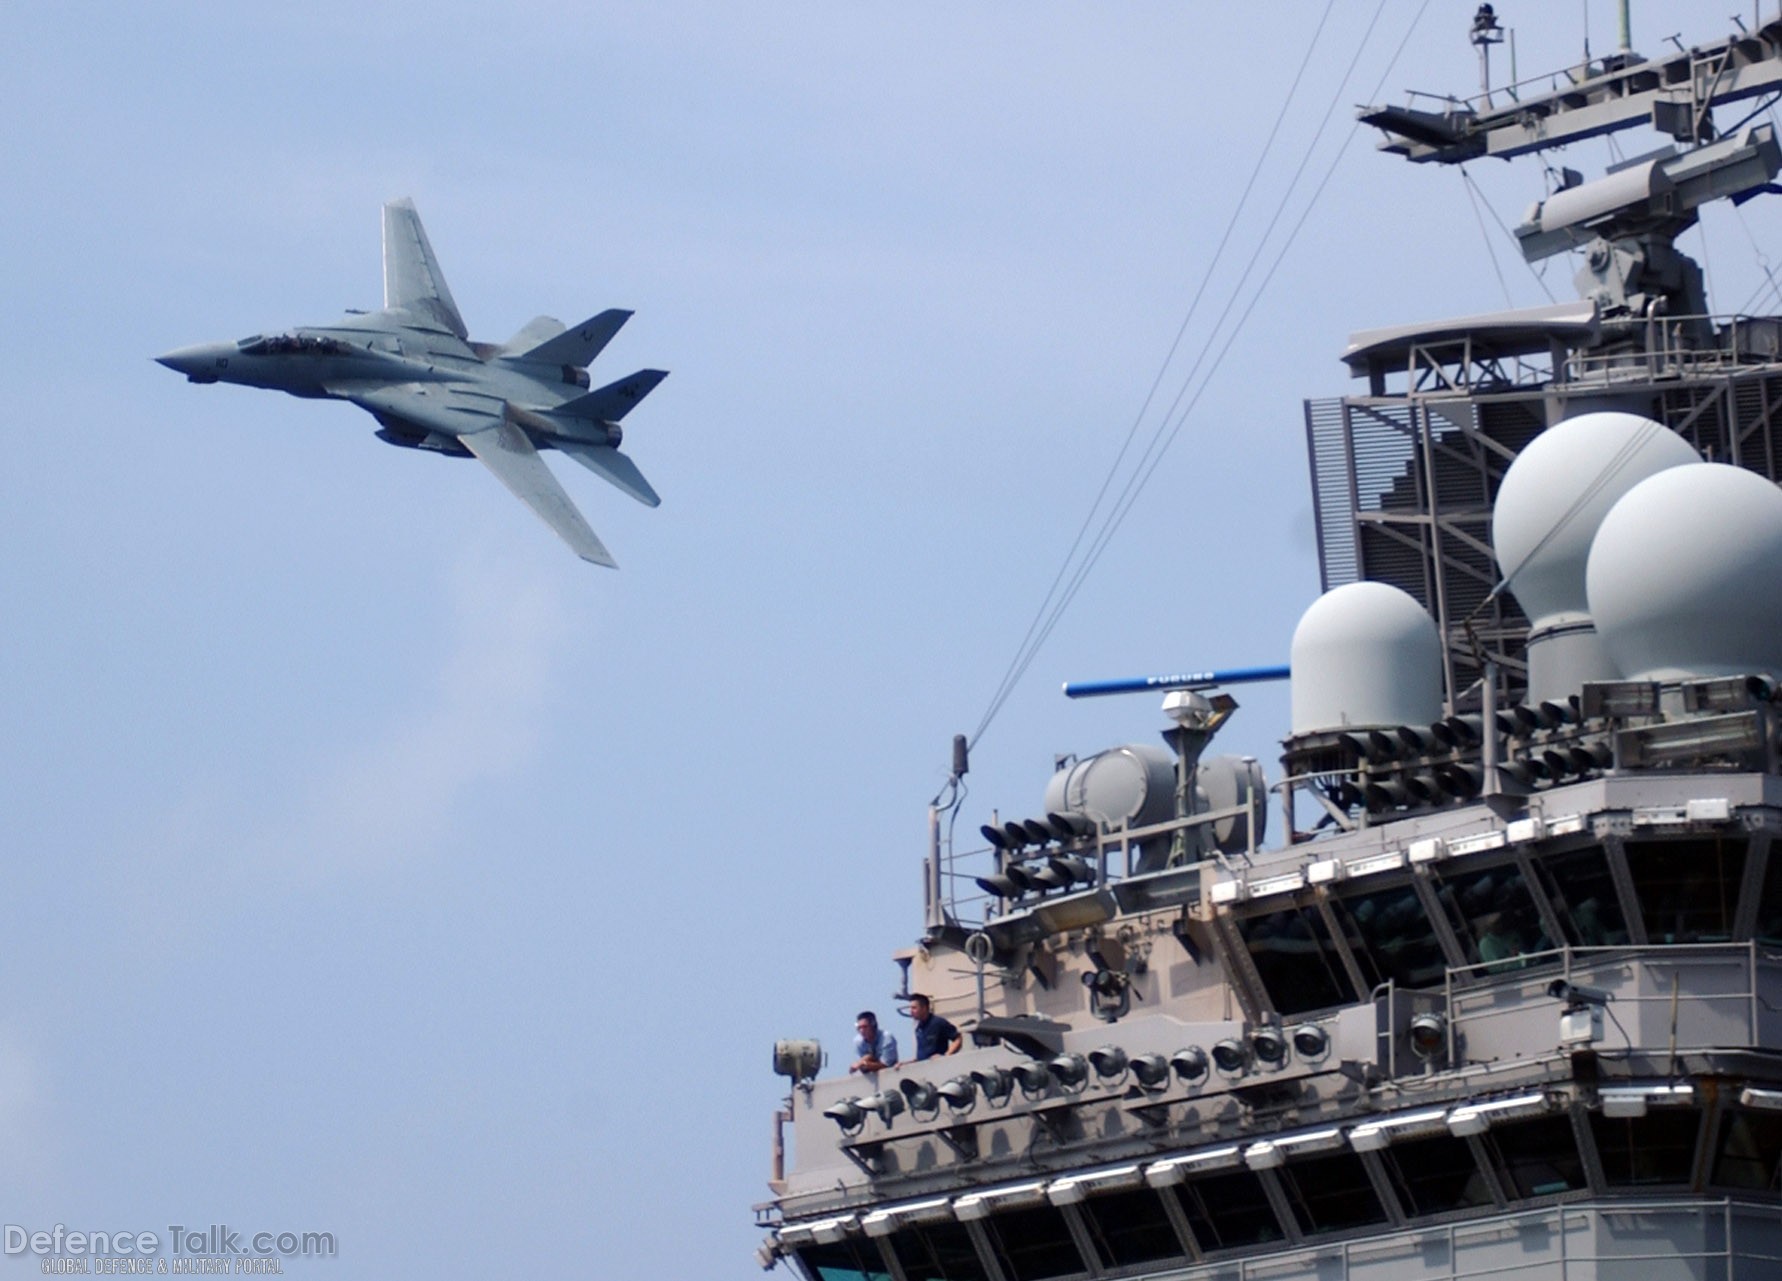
<box><xmin>1587</xmin><ymin>463</ymin><xmax>1782</xmax><ymax>680</ymax></box>
<box><xmin>1491</xmin><ymin>412</ymin><xmax>1698</xmax><ymax>623</ymax></box>
<box><xmin>1290</xmin><ymin>581</ymin><xmax>1443</xmax><ymax>734</ymax></box>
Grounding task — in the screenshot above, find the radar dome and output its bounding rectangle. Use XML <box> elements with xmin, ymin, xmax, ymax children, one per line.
<box><xmin>1490</xmin><ymin>411</ymin><xmax>1698</xmax><ymax>698</ymax></box>
<box><xmin>1587</xmin><ymin>463</ymin><xmax>1782</xmax><ymax>680</ymax></box>
<box><xmin>1290</xmin><ymin>582</ymin><xmax>1442</xmax><ymax>735</ymax></box>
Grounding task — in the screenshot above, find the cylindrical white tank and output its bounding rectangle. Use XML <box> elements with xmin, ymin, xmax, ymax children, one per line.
<box><xmin>1587</xmin><ymin>463</ymin><xmax>1782</xmax><ymax>680</ymax></box>
<box><xmin>1043</xmin><ymin>744</ymin><xmax>1177</xmax><ymax>830</ymax></box>
<box><xmin>1490</xmin><ymin>411</ymin><xmax>1698</xmax><ymax>700</ymax></box>
<box><xmin>1289</xmin><ymin>581</ymin><xmax>1443</xmax><ymax>734</ymax></box>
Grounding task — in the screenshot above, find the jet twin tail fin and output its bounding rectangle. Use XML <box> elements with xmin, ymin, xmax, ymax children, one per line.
<box><xmin>506</xmin><ymin>309</ymin><xmax>632</xmax><ymax>367</ymax></box>
<box><xmin>556</xmin><ymin>369</ymin><xmax>667</xmax><ymax>422</ymax></box>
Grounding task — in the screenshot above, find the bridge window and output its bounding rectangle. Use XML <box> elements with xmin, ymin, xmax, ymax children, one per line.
<box><xmin>1275</xmin><ymin>1152</ymin><xmax>1389</xmax><ymax>1234</ymax></box>
<box><xmin>1076</xmin><ymin>1187</ymin><xmax>1185</xmax><ymax>1270</ymax></box>
<box><xmin>1381</xmin><ymin>1133</ymin><xmax>1496</xmax><ymax>1216</ymax></box>
<box><xmin>1329</xmin><ymin>883</ymin><xmax>1448</xmax><ymax>989</ymax></box>
<box><xmin>1534</xmin><ymin>847</ymin><xmax>1629</xmax><ymax>947</ymax></box>
<box><xmin>1481</xmin><ymin>1114</ymin><xmax>1586</xmax><ymax>1198</ymax></box>
<box><xmin>795</xmin><ymin>1239</ymin><xmax>890</xmax><ymax>1281</ymax></box>
<box><xmin>1437</xmin><ymin>862</ymin><xmax>1553</xmax><ymax>970</ymax></box>
<box><xmin>1711</xmin><ymin>1110</ymin><xmax>1782</xmax><ymax>1190</ymax></box>
<box><xmin>1168</xmin><ymin>1170</ymin><xmax>1284</xmax><ymax>1252</ymax></box>
<box><xmin>980</xmin><ymin>1204</ymin><xmax>1085</xmax><ymax>1281</ymax></box>
<box><xmin>1237</xmin><ymin>904</ymin><xmax>1357</xmax><ymax>1015</ymax></box>
<box><xmin>1624</xmin><ymin>837</ymin><xmax>1747</xmax><ymax>943</ymax></box>
<box><xmin>1756</xmin><ymin>850</ymin><xmax>1782</xmax><ymax>945</ymax></box>
<box><xmin>1590</xmin><ymin>1108</ymin><xmax>1703</xmax><ymax>1186</ymax></box>
<box><xmin>889</xmin><ymin>1222</ymin><xmax>989</xmax><ymax>1281</ymax></box>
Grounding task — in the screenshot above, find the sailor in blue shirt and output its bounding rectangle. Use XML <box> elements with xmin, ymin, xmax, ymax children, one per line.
<box><xmin>908</xmin><ymin>993</ymin><xmax>962</xmax><ymax>1060</ymax></box>
<box><xmin>850</xmin><ymin>1010</ymin><xmax>898</xmax><ymax>1073</ymax></box>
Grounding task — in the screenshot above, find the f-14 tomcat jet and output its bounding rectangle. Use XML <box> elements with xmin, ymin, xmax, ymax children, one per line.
<box><xmin>157</xmin><ymin>198</ymin><xmax>663</xmax><ymax>567</ymax></box>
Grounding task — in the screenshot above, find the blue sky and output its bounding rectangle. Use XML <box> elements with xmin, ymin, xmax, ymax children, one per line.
<box><xmin>5</xmin><ymin>2</ymin><xmax>1780</xmax><ymax>1276</ymax></box>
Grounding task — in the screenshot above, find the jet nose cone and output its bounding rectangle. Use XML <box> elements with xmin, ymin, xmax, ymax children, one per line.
<box><xmin>156</xmin><ymin>343</ymin><xmax>226</xmax><ymax>382</ymax></box>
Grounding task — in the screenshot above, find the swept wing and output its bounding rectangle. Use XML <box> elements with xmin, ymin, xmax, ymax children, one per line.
<box><xmin>339</xmin><ymin>383</ymin><xmax>617</xmax><ymax>567</ymax></box>
<box><xmin>382</xmin><ymin>198</ymin><xmax>468</xmax><ymax>338</ymax></box>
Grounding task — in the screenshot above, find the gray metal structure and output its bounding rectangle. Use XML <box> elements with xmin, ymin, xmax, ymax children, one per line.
<box><xmin>158</xmin><ymin>199</ymin><xmax>664</xmax><ymax>567</ymax></box>
<box><xmin>758</xmin><ymin>13</ymin><xmax>1782</xmax><ymax>1281</ymax></box>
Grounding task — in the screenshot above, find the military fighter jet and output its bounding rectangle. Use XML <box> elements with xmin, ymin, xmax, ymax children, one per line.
<box><xmin>157</xmin><ymin>198</ymin><xmax>663</xmax><ymax>567</ymax></box>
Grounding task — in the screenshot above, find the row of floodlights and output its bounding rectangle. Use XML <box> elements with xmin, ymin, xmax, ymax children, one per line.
<box><xmin>821</xmin><ymin>1026</ymin><xmax>1339</xmax><ymax>1134</ymax></box>
<box><xmin>783</xmin><ymin>1091</ymin><xmax>1582</xmax><ymax>1249</ymax></box>
<box><xmin>765</xmin><ymin>1081</ymin><xmax>1780</xmax><ymax>1265</ymax></box>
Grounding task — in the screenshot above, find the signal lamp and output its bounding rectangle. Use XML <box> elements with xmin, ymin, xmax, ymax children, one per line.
<box><xmin>1047</xmin><ymin>854</ymin><xmax>1094</xmax><ymax>886</ymax></box>
<box><xmin>772</xmin><ymin>1038</ymin><xmax>823</xmax><ymax>1081</ymax></box>
<box><xmin>1088</xmin><ymin>1046</ymin><xmax>1128</xmax><ymax>1080</ymax></box>
<box><xmin>1023</xmin><ymin>862</ymin><xmax>1071</xmax><ymax>891</ymax></box>
<box><xmin>974</xmin><ymin>872</ymin><xmax>1023</xmax><ymax>899</ymax></box>
<box><xmin>1290</xmin><ymin>1023</ymin><xmax>1331</xmax><ymax>1063</ymax></box>
<box><xmin>1047</xmin><ymin>811</ymin><xmax>1095</xmax><ymax>839</ymax></box>
<box><xmin>1409</xmin><ymin>1012</ymin><xmax>1447</xmax><ymax>1061</ymax></box>
<box><xmin>1250</xmin><ymin>1026</ymin><xmax>1288</xmax><ymax>1068</ymax></box>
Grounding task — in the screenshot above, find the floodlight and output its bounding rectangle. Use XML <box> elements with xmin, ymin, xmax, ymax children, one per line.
<box><xmin>1012</xmin><ymin>1062</ymin><xmax>1052</xmax><ymax>1096</ymax></box>
<box><xmin>899</xmin><ymin>1079</ymin><xmax>939</xmax><ymax>1115</ymax></box>
<box><xmin>936</xmin><ymin>1077</ymin><xmax>976</xmax><ymax>1112</ymax></box>
<box><xmin>1170</xmin><ymin>1047</ymin><xmax>1209</xmax><ymax>1083</ymax></box>
<box><xmin>1088</xmin><ymin>1046</ymin><xmax>1128</xmax><ymax>1080</ymax></box>
<box><xmin>980</xmin><ymin>824</ymin><xmax>1013</xmax><ymax>851</ymax></box>
<box><xmin>1002</xmin><ymin>821</ymin><xmax>1031</xmax><ymax>850</ymax></box>
<box><xmin>971</xmin><ymin>1067</ymin><xmax>1013</xmax><ymax>1104</ymax></box>
<box><xmin>1047</xmin><ymin>1054</ymin><xmax>1089</xmax><ymax>1089</ymax></box>
<box><xmin>1251</xmin><ymin>1026</ymin><xmax>1288</xmax><ymax>1068</ymax></box>
<box><xmin>1409</xmin><ymin>1012</ymin><xmax>1447</xmax><ymax>1061</ymax></box>
<box><xmin>857</xmin><ymin>1091</ymin><xmax>904</xmax><ymax>1123</ymax></box>
<box><xmin>1290</xmin><ymin>1023</ymin><xmax>1331</xmax><ymax>1063</ymax></box>
<box><xmin>823</xmin><ymin>1099</ymin><xmax>866</xmax><ymax>1131</ymax></box>
<box><xmin>1021</xmin><ymin>818</ymin><xmax>1054</xmax><ymax>846</ymax></box>
<box><xmin>1211</xmin><ymin>1038</ymin><xmax>1249</xmax><ymax>1077</ymax></box>
<box><xmin>1130</xmin><ymin>1053</ymin><xmax>1170</xmax><ymax>1089</ymax></box>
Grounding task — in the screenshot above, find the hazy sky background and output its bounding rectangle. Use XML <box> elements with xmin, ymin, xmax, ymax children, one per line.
<box><xmin>6</xmin><ymin>2</ymin><xmax>1782</xmax><ymax>1275</ymax></box>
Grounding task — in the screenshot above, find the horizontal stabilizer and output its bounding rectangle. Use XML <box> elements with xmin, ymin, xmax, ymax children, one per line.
<box><xmin>556</xmin><ymin>369</ymin><xmax>667</xmax><ymax>422</ymax></box>
<box><xmin>514</xmin><ymin>310</ymin><xmax>632</xmax><ymax>367</ymax></box>
<box><xmin>460</xmin><ymin>420</ymin><xmax>617</xmax><ymax>567</ymax></box>
<box><xmin>557</xmin><ymin>441</ymin><xmax>662</xmax><ymax>508</ymax></box>
<box><xmin>500</xmin><ymin>316</ymin><xmax>567</xmax><ymax>355</ymax></box>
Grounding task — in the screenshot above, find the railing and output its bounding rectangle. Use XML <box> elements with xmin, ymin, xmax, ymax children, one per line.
<box><xmin>1190</xmin><ymin>1198</ymin><xmax>1782</xmax><ymax>1281</ymax></box>
<box><xmin>932</xmin><ymin>797</ymin><xmax>1261</xmax><ymax>930</ymax></box>
<box><xmin>1442</xmin><ymin>941</ymin><xmax>1782</xmax><ymax>1063</ymax></box>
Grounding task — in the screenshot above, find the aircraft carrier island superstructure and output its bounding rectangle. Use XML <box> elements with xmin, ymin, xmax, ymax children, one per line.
<box><xmin>759</xmin><ymin>14</ymin><xmax>1782</xmax><ymax>1280</ymax></box>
